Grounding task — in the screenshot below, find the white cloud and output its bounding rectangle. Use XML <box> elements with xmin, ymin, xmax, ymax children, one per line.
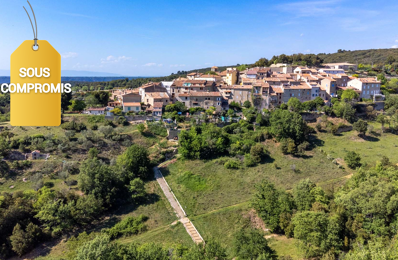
<box><xmin>144</xmin><ymin>63</ymin><xmax>157</xmax><ymax>67</ymax></box>
<box><xmin>392</xmin><ymin>45</ymin><xmax>398</xmax><ymax>49</ymax></box>
<box><xmin>395</xmin><ymin>40</ymin><xmax>398</xmax><ymax>43</ymax></box>
<box><xmin>143</xmin><ymin>63</ymin><xmax>163</xmax><ymax>67</ymax></box>
<box><xmin>170</xmin><ymin>64</ymin><xmax>186</xmax><ymax>67</ymax></box>
<box><xmin>62</xmin><ymin>52</ymin><xmax>78</xmax><ymax>59</ymax></box>
<box><xmin>300</xmin><ymin>33</ymin><xmax>304</xmax><ymax>37</ymax></box>
<box><xmin>101</xmin><ymin>55</ymin><xmax>132</xmax><ymax>64</ymax></box>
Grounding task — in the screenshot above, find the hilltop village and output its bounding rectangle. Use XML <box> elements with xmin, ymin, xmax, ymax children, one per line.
<box><xmin>88</xmin><ymin>62</ymin><xmax>383</xmax><ymax>117</ymax></box>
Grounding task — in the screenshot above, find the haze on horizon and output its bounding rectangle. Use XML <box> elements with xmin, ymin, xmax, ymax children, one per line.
<box><xmin>0</xmin><ymin>0</ymin><xmax>397</xmax><ymax>77</ymax></box>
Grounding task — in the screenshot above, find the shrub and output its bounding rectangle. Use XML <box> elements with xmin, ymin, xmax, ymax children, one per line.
<box><xmin>353</xmin><ymin>119</ymin><xmax>368</xmax><ymax>136</ymax></box>
<box><xmin>381</xmin><ymin>156</ymin><xmax>390</xmax><ymax>166</ymax></box>
<box><xmin>250</xmin><ymin>143</ymin><xmax>266</xmax><ymax>163</ymax></box>
<box><xmin>244</xmin><ymin>154</ymin><xmax>256</xmax><ymax>167</ymax></box>
<box><xmin>281</xmin><ymin>139</ymin><xmax>296</xmax><ymax>154</ymax></box>
<box><xmin>87</xmin><ymin>115</ymin><xmax>105</xmax><ymax>124</ymax></box>
<box><xmin>91</xmin><ymin>124</ymin><xmax>98</xmax><ymax>130</ymax></box>
<box><xmin>297</xmin><ymin>141</ymin><xmax>310</xmax><ymax>155</ymax></box>
<box><xmin>104</xmin><ymin>215</ymin><xmax>148</xmax><ymax>240</ymax></box>
<box><xmin>147</xmin><ymin>123</ymin><xmax>167</xmax><ymax>137</ymax></box>
<box><xmin>344</xmin><ymin>151</ymin><xmax>361</xmax><ymax>169</ymax></box>
<box><xmin>137</xmin><ymin>124</ymin><xmax>145</xmax><ymax>133</ymax></box>
<box><xmin>224</xmin><ymin>159</ymin><xmax>241</xmax><ymax>169</ymax></box>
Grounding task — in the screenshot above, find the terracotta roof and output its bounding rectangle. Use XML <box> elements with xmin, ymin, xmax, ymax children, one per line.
<box><xmin>140</xmin><ymin>82</ymin><xmax>161</xmax><ymax>89</ymax></box>
<box><xmin>153</xmin><ymin>102</ymin><xmax>163</xmax><ymax>108</ymax></box>
<box><xmin>271</xmin><ymin>86</ymin><xmax>284</xmax><ymax>93</ymax></box>
<box><xmin>178</xmin><ymin>92</ymin><xmax>222</xmax><ymax>97</ymax></box>
<box><xmin>242</xmin><ymin>78</ymin><xmax>256</xmax><ymax>83</ymax></box>
<box><xmin>246</xmin><ymin>70</ymin><xmax>258</xmax><ymax>75</ymax></box>
<box><xmin>122</xmin><ymin>92</ymin><xmax>140</xmax><ymax>97</ymax></box>
<box><xmin>356</xmin><ymin>77</ymin><xmax>381</xmax><ymax>83</ymax></box>
<box><xmin>284</xmin><ymin>83</ymin><xmax>312</xmax><ymax>90</ymax></box>
<box><xmin>187</xmin><ymin>72</ymin><xmax>197</xmax><ymax>76</ymax></box>
<box><xmin>147</xmin><ymin>92</ymin><xmax>170</xmax><ymax>99</ymax></box>
<box><xmin>123</xmin><ymin>102</ymin><xmax>141</xmax><ymax>106</ymax></box>
<box><xmin>225</xmin><ymin>85</ymin><xmax>253</xmax><ymax>90</ymax></box>
<box><xmin>219</xmin><ymin>70</ymin><xmax>227</xmax><ymax>76</ymax></box>
<box><xmin>197</xmin><ymin>75</ymin><xmax>221</xmax><ymax>79</ymax></box>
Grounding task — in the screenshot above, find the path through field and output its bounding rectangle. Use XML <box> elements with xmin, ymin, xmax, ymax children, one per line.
<box><xmin>154</xmin><ymin>166</ymin><xmax>204</xmax><ymax>244</ymax></box>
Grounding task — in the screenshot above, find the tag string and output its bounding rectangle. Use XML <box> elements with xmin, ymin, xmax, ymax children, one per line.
<box><xmin>23</xmin><ymin>0</ymin><xmax>38</xmax><ymax>46</ymax></box>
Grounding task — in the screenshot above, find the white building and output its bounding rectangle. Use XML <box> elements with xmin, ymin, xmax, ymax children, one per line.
<box><xmin>323</xmin><ymin>62</ymin><xmax>357</xmax><ymax>71</ymax></box>
<box><xmin>318</xmin><ymin>68</ymin><xmax>345</xmax><ymax>75</ymax></box>
<box><xmin>347</xmin><ymin>77</ymin><xmax>381</xmax><ymax>99</ymax></box>
<box><xmin>87</xmin><ymin>107</ymin><xmax>107</xmax><ymax>115</ymax></box>
<box><xmin>161</xmin><ymin>81</ymin><xmax>174</xmax><ymax>95</ymax></box>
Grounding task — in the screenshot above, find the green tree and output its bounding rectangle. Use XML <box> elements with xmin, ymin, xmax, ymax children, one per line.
<box><xmin>270</xmin><ymin>110</ymin><xmax>308</xmax><ymax>144</ymax></box>
<box><xmin>287</xmin><ymin>97</ymin><xmax>302</xmax><ymax>112</ymax></box>
<box><xmin>35</xmin><ymin>199</ymin><xmax>75</xmax><ymax>234</ymax></box>
<box><xmin>333</xmin><ymin>101</ymin><xmax>356</xmax><ymax>123</ymax></box>
<box><xmin>254</xmin><ymin>57</ymin><xmax>269</xmax><ymax>67</ymax></box>
<box><xmin>252</xmin><ymin>180</ymin><xmax>294</xmax><ymax>233</ymax></box>
<box><xmin>78</xmin><ymin>158</ymin><xmax>121</xmax><ymax>206</ymax></box>
<box><xmin>353</xmin><ymin>119</ymin><xmax>368</xmax><ymax>136</ymax></box>
<box><xmin>292</xmin><ymin>211</ymin><xmax>329</xmax><ymax>257</ymax></box>
<box><xmin>183</xmin><ymin>240</ymin><xmax>228</xmax><ymax>260</ymax></box>
<box><xmin>117</xmin><ymin>144</ymin><xmax>150</xmax><ymax>181</ymax></box>
<box><xmin>387</xmin><ymin>56</ymin><xmax>396</xmax><ymax>65</ymax></box>
<box><xmin>137</xmin><ymin>123</ymin><xmax>145</xmax><ymax>133</ymax></box>
<box><xmin>68</xmin><ymin>99</ymin><xmax>86</xmax><ymax>112</ymax></box>
<box><xmin>10</xmin><ymin>223</ymin><xmax>30</xmax><ymax>256</ymax></box>
<box><xmin>250</xmin><ymin>143</ymin><xmax>266</xmax><ymax>163</ymax></box>
<box><xmin>341</xmin><ymin>89</ymin><xmax>359</xmax><ymax>101</ymax></box>
<box><xmin>85</xmin><ymin>95</ymin><xmax>100</xmax><ymax>107</ymax></box>
<box><xmin>233</xmin><ymin>228</ymin><xmax>277</xmax><ymax>260</ymax></box>
<box><xmin>129</xmin><ymin>178</ymin><xmax>146</xmax><ymax>201</ymax></box>
<box><xmin>0</xmin><ymin>137</ymin><xmax>11</xmax><ymax>157</ymax></box>
<box><xmin>243</xmin><ymin>100</ymin><xmax>252</xmax><ymax>108</ymax></box>
<box><xmin>376</xmin><ymin>114</ymin><xmax>388</xmax><ymax>132</ymax></box>
<box><xmin>75</xmin><ymin>235</ymin><xmax>116</xmax><ymax>260</ymax></box>
<box><xmin>344</xmin><ymin>151</ymin><xmax>361</xmax><ymax>169</ymax></box>
<box><xmin>293</xmin><ymin>179</ymin><xmax>316</xmax><ymax>211</ymax></box>
<box><xmin>88</xmin><ymin>147</ymin><xmax>99</xmax><ymax>159</ymax></box>
<box><xmin>61</xmin><ymin>92</ymin><xmax>73</xmax><ymax>111</ymax></box>
<box><xmin>110</xmin><ymin>107</ymin><xmax>122</xmax><ymax>115</ymax></box>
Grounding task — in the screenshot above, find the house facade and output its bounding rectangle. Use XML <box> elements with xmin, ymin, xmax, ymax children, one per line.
<box><xmin>176</xmin><ymin>92</ymin><xmax>223</xmax><ymax>111</ymax></box>
<box><xmin>347</xmin><ymin>77</ymin><xmax>381</xmax><ymax>99</ymax></box>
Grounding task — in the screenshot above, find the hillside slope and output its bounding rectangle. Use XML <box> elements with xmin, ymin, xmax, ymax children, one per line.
<box><xmin>318</xmin><ymin>48</ymin><xmax>398</xmax><ymax>65</ymax></box>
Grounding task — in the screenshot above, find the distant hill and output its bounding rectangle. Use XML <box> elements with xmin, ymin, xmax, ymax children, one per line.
<box><xmin>318</xmin><ymin>48</ymin><xmax>398</xmax><ymax>65</ymax></box>
<box><xmin>0</xmin><ymin>70</ymin><xmax>124</xmax><ymax>77</ymax></box>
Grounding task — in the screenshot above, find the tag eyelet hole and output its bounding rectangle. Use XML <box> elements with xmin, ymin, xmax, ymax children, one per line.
<box><xmin>32</xmin><ymin>44</ymin><xmax>39</xmax><ymax>51</ymax></box>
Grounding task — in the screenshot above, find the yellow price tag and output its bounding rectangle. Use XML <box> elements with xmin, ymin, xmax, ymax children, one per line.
<box><xmin>10</xmin><ymin>40</ymin><xmax>61</xmax><ymax>126</ymax></box>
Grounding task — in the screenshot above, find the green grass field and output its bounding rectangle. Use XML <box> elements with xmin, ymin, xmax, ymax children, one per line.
<box><xmin>316</xmin><ymin>124</ymin><xmax>398</xmax><ymax>166</ymax></box>
<box><xmin>154</xmin><ymin>123</ymin><xmax>398</xmax><ymax>258</ymax></box>
<box><xmin>162</xmin><ymin>140</ymin><xmax>348</xmax><ymax>216</ymax></box>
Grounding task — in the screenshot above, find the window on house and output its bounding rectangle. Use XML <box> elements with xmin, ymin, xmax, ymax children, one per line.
<box><xmin>136</xmin><ymin>107</ymin><xmax>139</xmax><ymax>111</ymax></box>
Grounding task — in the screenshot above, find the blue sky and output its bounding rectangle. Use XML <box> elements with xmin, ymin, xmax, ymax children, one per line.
<box><xmin>0</xmin><ymin>0</ymin><xmax>397</xmax><ymax>76</ymax></box>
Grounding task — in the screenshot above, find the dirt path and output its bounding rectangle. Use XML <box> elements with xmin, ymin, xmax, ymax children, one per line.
<box><xmin>153</xmin><ymin>166</ymin><xmax>204</xmax><ymax>244</ymax></box>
